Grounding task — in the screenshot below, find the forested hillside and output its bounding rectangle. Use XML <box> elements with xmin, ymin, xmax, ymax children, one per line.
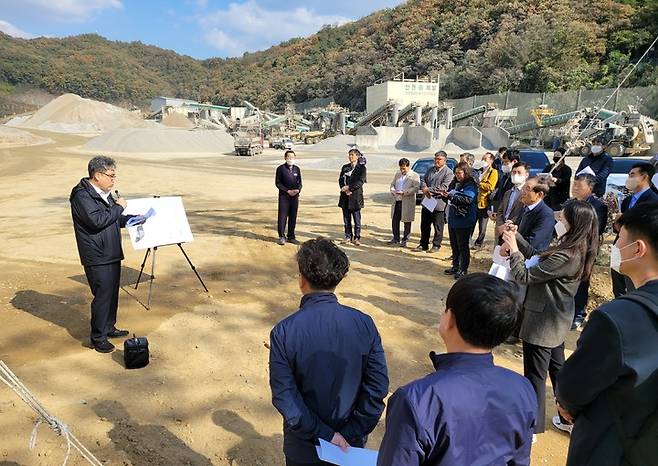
<box><xmin>1</xmin><ymin>0</ymin><xmax>656</xmax><ymax>111</ymax></box>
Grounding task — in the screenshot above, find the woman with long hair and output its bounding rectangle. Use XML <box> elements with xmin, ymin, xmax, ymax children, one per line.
<box><xmin>441</xmin><ymin>161</ymin><xmax>478</xmax><ymax>279</ymax></box>
<box><xmin>502</xmin><ymin>199</ymin><xmax>599</xmax><ymax>438</ymax></box>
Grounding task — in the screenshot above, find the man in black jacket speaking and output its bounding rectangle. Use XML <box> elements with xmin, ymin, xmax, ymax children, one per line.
<box><xmin>70</xmin><ymin>156</ymin><xmax>135</xmax><ymax>353</ymax></box>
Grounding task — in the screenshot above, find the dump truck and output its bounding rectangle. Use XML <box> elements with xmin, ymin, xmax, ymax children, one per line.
<box><xmin>233</xmin><ymin>131</ymin><xmax>263</xmax><ymax>156</ymax></box>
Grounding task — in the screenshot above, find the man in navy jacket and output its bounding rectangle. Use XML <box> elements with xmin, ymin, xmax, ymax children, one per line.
<box><xmin>378</xmin><ymin>273</ymin><xmax>536</xmax><ymax>466</ymax></box>
<box><xmin>275</xmin><ymin>150</ymin><xmax>303</xmax><ymax>245</ymax></box>
<box><xmin>575</xmin><ymin>143</ymin><xmax>613</xmax><ymax>197</ymax></box>
<box><xmin>269</xmin><ymin>238</ymin><xmax>389</xmax><ymax>466</ymax></box>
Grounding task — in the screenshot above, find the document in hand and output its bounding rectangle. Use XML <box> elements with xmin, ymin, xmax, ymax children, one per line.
<box><xmin>576</xmin><ymin>166</ymin><xmax>596</xmax><ymax>177</ymax></box>
<box><xmin>315</xmin><ymin>439</ymin><xmax>378</xmax><ymax>466</ymax></box>
<box><xmin>421</xmin><ymin>196</ymin><xmax>438</xmax><ymax>212</ymax></box>
<box><xmin>126</xmin><ymin>207</ymin><xmax>156</xmax><ymax>227</ymax></box>
<box><xmin>489</xmin><ymin>245</ymin><xmax>512</xmax><ymax>281</ymax></box>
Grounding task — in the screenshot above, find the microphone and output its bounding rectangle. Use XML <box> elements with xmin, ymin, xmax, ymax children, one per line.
<box><xmin>114</xmin><ymin>190</ymin><xmax>120</xmax><ymax>198</ymax></box>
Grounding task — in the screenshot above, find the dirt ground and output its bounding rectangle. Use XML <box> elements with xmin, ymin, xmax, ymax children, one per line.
<box><xmin>0</xmin><ymin>132</ymin><xmax>614</xmax><ymax>465</ymax></box>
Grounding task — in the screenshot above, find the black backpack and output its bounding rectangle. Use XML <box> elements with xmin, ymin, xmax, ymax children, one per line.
<box><xmin>124</xmin><ymin>335</ymin><xmax>150</xmax><ymax>369</ymax></box>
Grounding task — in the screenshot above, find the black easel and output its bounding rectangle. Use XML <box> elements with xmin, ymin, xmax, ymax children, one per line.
<box><xmin>134</xmin><ymin>242</ymin><xmax>208</xmax><ymax>310</ymax></box>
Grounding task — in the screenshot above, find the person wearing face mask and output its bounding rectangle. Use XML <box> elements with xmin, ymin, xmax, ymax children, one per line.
<box><xmin>472</xmin><ymin>152</ymin><xmax>498</xmax><ymax>249</ymax></box>
<box><xmin>338</xmin><ymin>148</ymin><xmax>367</xmax><ymax>246</ymax></box>
<box><xmin>490</xmin><ymin>151</ymin><xmax>520</xmax><ymax>220</ymax></box>
<box><xmin>439</xmin><ymin>162</ymin><xmax>478</xmax><ymax>280</ymax></box>
<box><xmin>543</xmin><ymin>147</ymin><xmax>572</xmax><ymax>211</ymax></box>
<box><xmin>495</xmin><ymin>161</ymin><xmax>528</xmax><ymax>244</ymax></box>
<box><xmin>610</xmin><ymin>162</ymin><xmax>658</xmax><ymax>297</ymax></box>
<box><xmin>570</xmin><ymin>174</ymin><xmax>609</xmax><ymax>330</ymax></box>
<box><xmin>575</xmin><ymin>140</ymin><xmax>613</xmax><ymax>198</ymax></box>
<box><xmin>556</xmin><ymin>202</ymin><xmax>658</xmax><ymax>466</ymax></box>
<box><xmin>502</xmin><ymin>200</ymin><xmax>599</xmax><ymax>440</ymax></box>
<box><xmin>276</xmin><ymin>150</ymin><xmax>303</xmax><ymax>246</ymax></box>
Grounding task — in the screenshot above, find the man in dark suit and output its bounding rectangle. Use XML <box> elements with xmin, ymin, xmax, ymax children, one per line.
<box><xmin>514</xmin><ymin>177</ymin><xmax>556</xmax><ymax>252</ymax></box>
<box><xmin>611</xmin><ymin>162</ymin><xmax>658</xmax><ymax>297</ymax></box>
<box><xmin>70</xmin><ymin>156</ymin><xmax>136</xmax><ymax>353</ymax></box>
<box><xmin>269</xmin><ymin>239</ymin><xmax>389</xmax><ymax>466</ymax></box>
<box><xmin>556</xmin><ymin>203</ymin><xmax>658</xmax><ymax>466</ymax></box>
<box><xmin>494</xmin><ymin>160</ymin><xmax>528</xmax><ymax>244</ymax></box>
<box><xmin>571</xmin><ymin>174</ymin><xmax>609</xmax><ymax>329</ymax></box>
<box><xmin>276</xmin><ymin>150</ymin><xmax>302</xmax><ymax>246</ymax></box>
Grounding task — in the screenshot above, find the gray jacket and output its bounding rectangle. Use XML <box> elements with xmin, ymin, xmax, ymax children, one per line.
<box><xmin>509</xmin><ymin>234</ymin><xmax>582</xmax><ymax>348</ymax></box>
<box><xmin>421</xmin><ymin>165</ymin><xmax>454</xmax><ymax>212</ymax></box>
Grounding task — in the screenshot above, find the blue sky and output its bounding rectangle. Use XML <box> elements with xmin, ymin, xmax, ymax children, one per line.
<box><xmin>0</xmin><ymin>0</ymin><xmax>404</xmax><ymax>59</ymax></box>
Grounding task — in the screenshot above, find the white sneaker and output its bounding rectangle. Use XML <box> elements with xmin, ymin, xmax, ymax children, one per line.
<box><xmin>552</xmin><ymin>415</ymin><xmax>573</xmax><ymax>435</ymax></box>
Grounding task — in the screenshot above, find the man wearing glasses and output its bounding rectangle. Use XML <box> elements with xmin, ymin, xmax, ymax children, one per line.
<box><xmin>70</xmin><ymin>156</ymin><xmax>134</xmax><ymax>353</ymax></box>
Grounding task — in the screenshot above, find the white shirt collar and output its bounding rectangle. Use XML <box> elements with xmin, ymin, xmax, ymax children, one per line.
<box><xmin>526</xmin><ymin>199</ymin><xmax>542</xmax><ymax>211</ymax></box>
<box><xmin>90</xmin><ymin>180</ymin><xmax>111</xmax><ymax>202</ymax></box>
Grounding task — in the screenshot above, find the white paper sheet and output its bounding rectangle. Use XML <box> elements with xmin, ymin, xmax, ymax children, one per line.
<box><xmin>123</xmin><ymin>196</ymin><xmax>193</xmax><ymax>250</ymax></box>
<box><xmin>315</xmin><ymin>439</ymin><xmax>378</xmax><ymax>466</ymax></box>
<box><xmin>490</xmin><ymin>245</ymin><xmax>512</xmax><ymax>281</ymax></box>
<box><xmin>492</xmin><ymin>245</ymin><xmax>510</xmax><ymax>266</ymax></box>
<box><xmin>488</xmin><ymin>263</ymin><xmax>512</xmax><ymax>281</ymax></box>
<box><xmin>421</xmin><ymin>196</ymin><xmax>438</xmax><ymax>212</ymax></box>
<box><xmin>576</xmin><ymin>166</ymin><xmax>596</xmax><ymax>177</ymax></box>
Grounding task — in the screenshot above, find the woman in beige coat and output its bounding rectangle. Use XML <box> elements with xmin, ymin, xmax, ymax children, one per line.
<box><xmin>388</xmin><ymin>158</ymin><xmax>421</xmax><ymax>247</ymax></box>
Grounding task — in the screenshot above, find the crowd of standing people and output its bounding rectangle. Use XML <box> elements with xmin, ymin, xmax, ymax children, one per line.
<box><xmin>68</xmin><ymin>147</ymin><xmax>657</xmax><ymax>465</ymax></box>
<box><xmin>266</xmin><ymin>144</ymin><xmax>658</xmax><ymax>465</ymax></box>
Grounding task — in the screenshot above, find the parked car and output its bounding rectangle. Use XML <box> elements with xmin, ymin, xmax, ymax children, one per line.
<box><xmin>282</xmin><ymin>138</ymin><xmax>294</xmax><ymax>150</ymax></box>
<box><xmin>518</xmin><ymin>150</ymin><xmax>551</xmax><ymax>177</ymax></box>
<box><xmin>412</xmin><ymin>157</ymin><xmax>458</xmax><ymax>204</ymax></box>
<box><xmin>605</xmin><ymin>157</ymin><xmax>647</xmax><ymax>194</ymax></box>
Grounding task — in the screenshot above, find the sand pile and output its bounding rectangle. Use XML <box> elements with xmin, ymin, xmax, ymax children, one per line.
<box><xmin>10</xmin><ymin>93</ymin><xmax>145</xmax><ymax>134</ymax></box>
<box><xmin>306</xmin><ymin>134</ymin><xmax>356</xmax><ymax>152</ymax></box>
<box><xmin>0</xmin><ymin>126</ymin><xmax>52</xmax><ymax>147</ymax></box>
<box><xmin>162</xmin><ymin>112</ymin><xmax>194</xmax><ymax>128</ymax></box>
<box><xmin>81</xmin><ymin>127</ymin><xmax>235</xmax><ymax>154</ymax></box>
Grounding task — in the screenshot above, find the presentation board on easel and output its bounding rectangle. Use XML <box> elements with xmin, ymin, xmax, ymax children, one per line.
<box><xmin>121</xmin><ymin>196</ymin><xmax>206</xmax><ymax>310</ymax></box>
<box><xmin>123</xmin><ymin>196</ymin><xmax>193</xmax><ymax>249</ymax></box>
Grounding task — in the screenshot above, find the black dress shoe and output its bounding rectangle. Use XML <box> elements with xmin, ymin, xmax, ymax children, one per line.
<box><xmin>454</xmin><ymin>271</ymin><xmax>466</xmax><ymax>280</ymax></box>
<box><xmin>92</xmin><ymin>339</ymin><xmax>115</xmax><ymax>353</ymax></box>
<box><xmin>444</xmin><ymin>268</ymin><xmax>457</xmax><ymax>275</ymax></box>
<box><xmin>107</xmin><ymin>329</ymin><xmax>129</xmax><ymax>338</ymax></box>
<box><xmin>287</xmin><ymin>238</ymin><xmax>300</xmax><ymax>245</ymax></box>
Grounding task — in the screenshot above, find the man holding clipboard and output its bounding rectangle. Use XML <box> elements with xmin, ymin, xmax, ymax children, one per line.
<box><xmin>417</xmin><ymin>151</ymin><xmax>454</xmax><ymax>253</ymax></box>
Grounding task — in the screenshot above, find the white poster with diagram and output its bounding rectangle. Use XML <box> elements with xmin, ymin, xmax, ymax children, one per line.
<box><xmin>123</xmin><ymin>196</ymin><xmax>194</xmax><ymax>250</ymax></box>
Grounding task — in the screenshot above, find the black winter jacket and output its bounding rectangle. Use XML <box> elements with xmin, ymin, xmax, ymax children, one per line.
<box><xmin>338</xmin><ymin>163</ymin><xmax>366</xmax><ymax>211</ymax></box>
<box><xmin>70</xmin><ymin>178</ymin><xmax>129</xmax><ymax>266</ymax></box>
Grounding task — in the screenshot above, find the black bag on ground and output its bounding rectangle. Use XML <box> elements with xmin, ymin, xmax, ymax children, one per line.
<box><xmin>124</xmin><ymin>335</ymin><xmax>149</xmax><ymax>369</ymax></box>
